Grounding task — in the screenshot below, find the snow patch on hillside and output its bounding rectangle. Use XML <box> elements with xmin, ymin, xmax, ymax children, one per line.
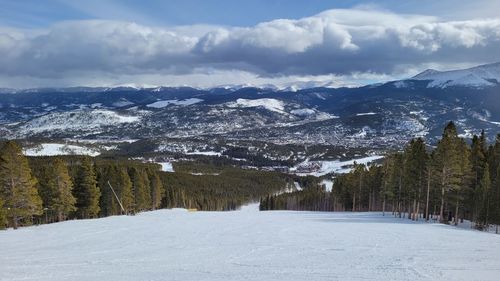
<box><xmin>321</xmin><ymin>179</ymin><xmax>333</xmax><ymax>192</ymax></box>
<box><xmin>356</xmin><ymin>112</ymin><xmax>377</xmax><ymax>116</ymax></box>
<box><xmin>293</xmin><ymin>155</ymin><xmax>384</xmax><ymax>176</ymax></box>
<box><xmin>227</xmin><ymin>98</ymin><xmax>285</xmax><ymax>113</ymax></box>
<box><xmin>157</xmin><ymin>162</ymin><xmax>174</xmax><ymax>172</ymax></box>
<box><xmin>24</xmin><ymin>143</ymin><xmax>100</xmax><ymax>157</ymax></box>
<box><xmin>290</xmin><ymin>108</ymin><xmax>315</xmax><ymax>116</ymax></box>
<box><xmin>147</xmin><ymin>98</ymin><xmax>203</xmax><ymax>108</ymax></box>
<box><xmin>19</xmin><ymin>109</ymin><xmax>140</xmax><ymax>135</ymax></box>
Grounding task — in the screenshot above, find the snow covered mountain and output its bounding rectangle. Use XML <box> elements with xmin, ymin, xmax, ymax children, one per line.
<box><xmin>0</xmin><ymin>62</ymin><xmax>499</xmax><ymax>159</ymax></box>
<box><xmin>411</xmin><ymin>62</ymin><xmax>500</xmax><ymax>88</ymax></box>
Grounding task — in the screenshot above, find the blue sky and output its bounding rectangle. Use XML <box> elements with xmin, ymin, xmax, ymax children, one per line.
<box><xmin>2</xmin><ymin>0</ymin><xmax>499</xmax><ymax>28</ymax></box>
<box><xmin>0</xmin><ymin>0</ymin><xmax>499</xmax><ymax>88</ymax></box>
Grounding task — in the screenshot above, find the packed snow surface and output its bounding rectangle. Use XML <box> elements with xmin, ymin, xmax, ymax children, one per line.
<box><xmin>23</xmin><ymin>143</ymin><xmax>100</xmax><ymax>157</ymax></box>
<box><xmin>1</xmin><ymin>207</ymin><xmax>500</xmax><ymax>281</ymax></box>
<box><xmin>146</xmin><ymin>98</ymin><xmax>203</xmax><ymax>108</ymax></box>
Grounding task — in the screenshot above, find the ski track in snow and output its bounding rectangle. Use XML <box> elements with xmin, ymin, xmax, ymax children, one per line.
<box><xmin>1</xmin><ymin>207</ymin><xmax>500</xmax><ymax>281</ymax></box>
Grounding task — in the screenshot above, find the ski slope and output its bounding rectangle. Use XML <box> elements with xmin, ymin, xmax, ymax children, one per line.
<box><xmin>1</xmin><ymin>205</ymin><xmax>500</xmax><ymax>281</ymax></box>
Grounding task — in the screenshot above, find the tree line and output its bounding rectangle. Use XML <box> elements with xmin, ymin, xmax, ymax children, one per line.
<box><xmin>0</xmin><ymin>141</ymin><xmax>288</xmax><ymax>229</ymax></box>
<box><xmin>261</xmin><ymin>122</ymin><xmax>500</xmax><ymax>232</ymax></box>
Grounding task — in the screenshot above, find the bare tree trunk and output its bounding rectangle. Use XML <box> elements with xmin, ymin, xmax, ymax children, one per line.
<box><xmin>454</xmin><ymin>195</ymin><xmax>459</xmax><ymax>226</ymax></box>
<box><xmin>352</xmin><ymin>192</ymin><xmax>356</xmax><ymax>212</ymax></box>
<box><xmin>12</xmin><ymin>216</ymin><xmax>18</xmax><ymax>229</ymax></box>
<box><xmin>368</xmin><ymin>192</ymin><xmax>372</xmax><ymax>212</ymax></box>
<box><xmin>439</xmin><ymin>167</ymin><xmax>446</xmax><ymax>224</ymax></box>
<box><xmin>382</xmin><ymin>196</ymin><xmax>386</xmax><ymax>216</ymax></box>
<box><xmin>416</xmin><ymin>201</ymin><xmax>420</xmax><ymax>221</ymax></box>
<box><xmin>439</xmin><ymin>186</ymin><xmax>445</xmax><ymax>224</ymax></box>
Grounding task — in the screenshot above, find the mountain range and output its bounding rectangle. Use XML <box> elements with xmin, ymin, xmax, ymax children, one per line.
<box><xmin>1</xmin><ymin>62</ymin><xmax>499</xmax><ymax>163</ymax></box>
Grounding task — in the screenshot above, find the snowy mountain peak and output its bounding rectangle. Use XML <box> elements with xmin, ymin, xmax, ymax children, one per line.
<box><xmin>411</xmin><ymin>62</ymin><xmax>500</xmax><ymax>88</ymax></box>
<box><xmin>412</xmin><ymin>69</ymin><xmax>441</xmax><ymax>79</ymax></box>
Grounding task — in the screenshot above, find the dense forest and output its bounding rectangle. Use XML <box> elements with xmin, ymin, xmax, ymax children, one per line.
<box><xmin>0</xmin><ymin>142</ymin><xmax>288</xmax><ymax>229</ymax></box>
<box><xmin>261</xmin><ymin>122</ymin><xmax>500</xmax><ymax>231</ymax></box>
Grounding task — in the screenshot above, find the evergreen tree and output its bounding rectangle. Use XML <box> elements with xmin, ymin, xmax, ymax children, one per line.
<box><xmin>118</xmin><ymin>167</ymin><xmax>134</xmax><ymax>214</ymax></box>
<box><xmin>381</xmin><ymin>154</ymin><xmax>398</xmax><ymax>215</ymax></box>
<box><xmin>47</xmin><ymin>158</ymin><xmax>76</xmax><ymax>221</ymax></box>
<box><xmin>476</xmin><ymin>163</ymin><xmax>492</xmax><ymax>229</ymax></box>
<box><xmin>0</xmin><ymin>197</ymin><xmax>7</xmax><ymax>229</ymax></box>
<box><xmin>470</xmin><ymin>132</ymin><xmax>488</xmax><ymax>222</ymax></box>
<box><xmin>0</xmin><ymin>141</ymin><xmax>42</xmax><ymax>228</ymax></box>
<box><xmin>150</xmin><ymin>173</ymin><xmax>163</xmax><ymax>210</ymax></box>
<box><xmin>130</xmin><ymin>168</ymin><xmax>151</xmax><ymax>212</ymax></box>
<box><xmin>73</xmin><ymin>158</ymin><xmax>100</xmax><ymax>219</ymax></box>
<box><xmin>403</xmin><ymin>138</ymin><xmax>428</xmax><ymax>220</ymax></box>
<box><xmin>433</xmin><ymin>122</ymin><xmax>470</xmax><ymax>224</ymax></box>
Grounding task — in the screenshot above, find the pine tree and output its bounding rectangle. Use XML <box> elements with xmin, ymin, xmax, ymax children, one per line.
<box><xmin>130</xmin><ymin>168</ymin><xmax>151</xmax><ymax>212</ymax></box>
<box><xmin>73</xmin><ymin>158</ymin><xmax>100</xmax><ymax>219</ymax></box>
<box><xmin>470</xmin><ymin>132</ymin><xmax>488</xmax><ymax>222</ymax></box>
<box><xmin>37</xmin><ymin>158</ymin><xmax>76</xmax><ymax>222</ymax></box>
<box><xmin>434</xmin><ymin>122</ymin><xmax>472</xmax><ymax>224</ymax></box>
<box><xmin>0</xmin><ymin>141</ymin><xmax>42</xmax><ymax>228</ymax></box>
<box><xmin>0</xmin><ymin>197</ymin><xmax>7</xmax><ymax>229</ymax></box>
<box><xmin>381</xmin><ymin>154</ymin><xmax>398</xmax><ymax>215</ymax></box>
<box><xmin>150</xmin><ymin>173</ymin><xmax>163</xmax><ymax>210</ymax></box>
<box><xmin>118</xmin><ymin>167</ymin><xmax>134</xmax><ymax>214</ymax></box>
<box><xmin>476</xmin><ymin>163</ymin><xmax>492</xmax><ymax>229</ymax></box>
<box><xmin>403</xmin><ymin>138</ymin><xmax>428</xmax><ymax>220</ymax></box>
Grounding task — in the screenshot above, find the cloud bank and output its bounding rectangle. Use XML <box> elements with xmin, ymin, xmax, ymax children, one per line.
<box><xmin>0</xmin><ymin>8</ymin><xmax>499</xmax><ymax>88</ymax></box>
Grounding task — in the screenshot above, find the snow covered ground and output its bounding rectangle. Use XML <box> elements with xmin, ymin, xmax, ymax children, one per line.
<box><xmin>23</xmin><ymin>143</ymin><xmax>100</xmax><ymax>157</ymax></box>
<box><xmin>227</xmin><ymin>98</ymin><xmax>285</xmax><ymax>113</ymax></box>
<box><xmin>1</xmin><ymin>206</ymin><xmax>499</xmax><ymax>281</ymax></box>
<box><xmin>146</xmin><ymin>98</ymin><xmax>203</xmax><ymax>108</ymax></box>
<box><xmin>293</xmin><ymin>155</ymin><xmax>384</xmax><ymax>176</ymax></box>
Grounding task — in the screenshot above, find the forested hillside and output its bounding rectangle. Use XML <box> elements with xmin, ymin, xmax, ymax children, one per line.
<box><xmin>261</xmin><ymin>122</ymin><xmax>500</xmax><ymax>231</ymax></box>
<box><xmin>0</xmin><ymin>143</ymin><xmax>288</xmax><ymax>229</ymax></box>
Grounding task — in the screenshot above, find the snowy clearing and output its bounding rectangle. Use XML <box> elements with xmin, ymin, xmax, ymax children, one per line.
<box><xmin>146</xmin><ymin>98</ymin><xmax>203</xmax><ymax>108</ymax></box>
<box><xmin>185</xmin><ymin>151</ymin><xmax>222</xmax><ymax>156</ymax></box>
<box><xmin>356</xmin><ymin>112</ymin><xmax>377</xmax><ymax>116</ymax></box>
<box><xmin>293</xmin><ymin>155</ymin><xmax>384</xmax><ymax>176</ymax></box>
<box><xmin>23</xmin><ymin>143</ymin><xmax>100</xmax><ymax>157</ymax></box>
<box><xmin>19</xmin><ymin>109</ymin><xmax>140</xmax><ymax>134</ymax></box>
<box><xmin>227</xmin><ymin>98</ymin><xmax>285</xmax><ymax>113</ymax></box>
<box><xmin>1</xmin><ymin>207</ymin><xmax>499</xmax><ymax>281</ymax></box>
<box><xmin>157</xmin><ymin>162</ymin><xmax>174</xmax><ymax>172</ymax></box>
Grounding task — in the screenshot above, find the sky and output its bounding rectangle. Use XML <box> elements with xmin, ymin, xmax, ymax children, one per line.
<box><xmin>0</xmin><ymin>0</ymin><xmax>499</xmax><ymax>88</ymax></box>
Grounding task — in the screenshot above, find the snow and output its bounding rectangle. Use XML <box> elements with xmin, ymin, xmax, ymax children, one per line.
<box><xmin>146</xmin><ymin>98</ymin><xmax>203</xmax><ymax>108</ymax></box>
<box><xmin>293</xmin><ymin>181</ymin><xmax>303</xmax><ymax>191</ymax></box>
<box><xmin>185</xmin><ymin>151</ymin><xmax>222</xmax><ymax>156</ymax></box>
<box><xmin>19</xmin><ymin>109</ymin><xmax>140</xmax><ymax>135</ymax></box>
<box><xmin>1</xmin><ymin>209</ymin><xmax>500</xmax><ymax>281</ymax></box>
<box><xmin>227</xmin><ymin>98</ymin><xmax>285</xmax><ymax>113</ymax></box>
<box><xmin>412</xmin><ymin>62</ymin><xmax>500</xmax><ymax>88</ymax></box>
<box><xmin>356</xmin><ymin>112</ymin><xmax>377</xmax><ymax>116</ymax></box>
<box><xmin>157</xmin><ymin>162</ymin><xmax>174</xmax><ymax>172</ymax></box>
<box><xmin>290</xmin><ymin>108</ymin><xmax>315</xmax><ymax>116</ymax></box>
<box><xmin>23</xmin><ymin>143</ymin><xmax>100</xmax><ymax>157</ymax></box>
<box><xmin>294</xmin><ymin>155</ymin><xmax>384</xmax><ymax>176</ymax></box>
<box><xmin>321</xmin><ymin>179</ymin><xmax>333</xmax><ymax>192</ymax></box>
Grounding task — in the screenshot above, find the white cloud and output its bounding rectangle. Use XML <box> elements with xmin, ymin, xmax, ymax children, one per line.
<box><xmin>0</xmin><ymin>8</ymin><xmax>499</xmax><ymax>88</ymax></box>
